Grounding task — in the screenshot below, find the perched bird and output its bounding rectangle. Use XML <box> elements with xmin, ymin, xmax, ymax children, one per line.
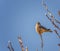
<box><xmin>35</xmin><ymin>22</ymin><xmax>52</xmax><ymax>51</ymax></box>
<box><xmin>35</xmin><ymin>22</ymin><xmax>52</xmax><ymax>35</ymax></box>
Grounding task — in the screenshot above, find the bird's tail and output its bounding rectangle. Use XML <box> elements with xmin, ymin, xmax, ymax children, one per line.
<box><xmin>47</xmin><ymin>29</ymin><xmax>52</xmax><ymax>32</ymax></box>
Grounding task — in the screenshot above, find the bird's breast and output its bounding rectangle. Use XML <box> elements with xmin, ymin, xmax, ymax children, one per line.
<box><xmin>35</xmin><ymin>25</ymin><xmax>42</xmax><ymax>34</ymax></box>
<box><xmin>35</xmin><ymin>25</ymin><xmax>46</xmax><ymax>34</ymax></box>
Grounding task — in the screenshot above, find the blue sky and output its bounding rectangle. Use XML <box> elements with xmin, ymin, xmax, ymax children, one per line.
<box><xmin>0</xmin><ymin>0</ymin><xmax>60</xmax><ymax>51</ymax></box>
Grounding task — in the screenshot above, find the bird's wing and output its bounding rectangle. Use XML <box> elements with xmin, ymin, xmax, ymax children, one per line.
<box><xmin>39</xmin><ymin>26</ymin><xmax>48</xmax><ymax>30</ymax></box>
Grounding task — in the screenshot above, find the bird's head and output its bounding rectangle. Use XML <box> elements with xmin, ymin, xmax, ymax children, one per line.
<box><xmin>36</xmin><ymin>22</ymin><xmax>41</xmax><ymax>27</ymax></box>
<box><xmin>36</xmin><ymin>22</ymin><xmax>41</xmax><ymax>25</ymax></box>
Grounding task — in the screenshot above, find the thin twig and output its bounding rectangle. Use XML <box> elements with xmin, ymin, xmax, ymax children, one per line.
<box><xmin>58</xmin><ymin>10</ymin><xmax>60</xmax><ymax>16</ymax></box>
<box><xmin>54</xmin><ymin>30</ymin><xmax>60</xmax><ymax>38</ymax></box>
<box><xmin>36</xmin><ymin>48</ymin><xmax>38</xmax><ymax>51</ymax></box>
<box><xmin>58</xmin><ymin>44</ymin><xmax>60</xmax><ymax>46</ymax></box>
<box><xmin>45</xmin><ymin>14</ymin><xmax>60</xmax><ymax>30</ymax></box>
<box><xmin>40</xmin><ymin>34</ymin><xmax>43</xmax><ymax>51</ymax></box>
<box><xmin>18</xmin><ymin>36</ymin><xmax>24</xmax><ymax>51</ymax></box>
<box><xmin>7</xmin><ymin>41</ymin><xmax>14</xmax><ymax>51</ymax></box>
<box><xmin>42</xmin><ymin>0</ymin><xmax>60</xmax><ymax>24</ymax></box>
<box><xmin>26</xmin><ymin>47</ymin><xmax>28</xmax><ymax>51</ymax></box>
<box><xmin>55</xmin><ymin>19</ymin><xmax>60</xmax><ymax>24</ymax></box>
<box><xmin>58</xmin><ymin>44</ymin><xmax>60</xmax><ymax>51</ymax></box>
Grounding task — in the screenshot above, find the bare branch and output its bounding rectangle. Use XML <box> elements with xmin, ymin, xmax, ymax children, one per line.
<box><xmin>36</xmin><ymin>48</ymin><xmax>38</xmax><ymax>51</ymax></box>
<box><xmin>58</xmin><ymin>44</ymin><xmax>60</xmax><ymax>46</ymax></box>
<box><xmin>58</xmin><ymin>10</ymin><xmax>60</xmax><ymax>16</ymax></box>
<box><xmin>7</xmin><ymin>41</ymin><xmax>14</xmax><ymax>51</ymax></box>
<box><xmin>58</xmin><ymin>44</ymin><xmax>60</xmax><ymax>51</ymax></box>
<box><xmin>55</xmin><ymin>19</ymin><xmax>60</xmax><ymax>24</ymax></box>
<box><xmin>26</xmin><ymin>47</ymin><xmax>28</xmax><ymax>51</ymax></box>
<box><xmin>42</xmin><ymin>0</ymin><xmax>48</xmax><ymax>10</ymax></box>
<box><xmin>18</xmin><ymin>36</ymin><xmax>24</xmax><ymax>51</ymax></box>
<box><xmin>54</xmin><ymin>30</ymin><xmax>60</xmax><ymax>38</ymax></box>
<box><xmin>45</xmin><ymin>14</ymin><xmax>60</xmax><ymax>30</ymax></box>
<box><xmin>42</xmin><ymin>0</ymin><xmax>60</xmax><ymax>25</ymax></box>
<box><xmin>40</xmin><ymin>34</ymin><xmax>43</xmax><ymax>51</ymax></box>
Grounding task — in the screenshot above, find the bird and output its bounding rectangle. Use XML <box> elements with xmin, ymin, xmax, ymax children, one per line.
<box><xmin>35</xmin><ymin>22</ymin><xmax>52</xmax><ymax>35</ymax></box>
<box><xmin>35</xmin><ymin>22</ymin><xmax>52</xmax><ymax>51</ymax></box>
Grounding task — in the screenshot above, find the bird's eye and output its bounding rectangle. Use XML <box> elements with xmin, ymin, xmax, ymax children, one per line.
<box><xmin>37</xmin><ymin>22</ymin><xmax>40</xmax><ymax>25</ymax></box>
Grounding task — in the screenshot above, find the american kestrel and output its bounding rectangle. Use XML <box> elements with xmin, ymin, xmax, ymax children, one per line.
<box><xmin>35</xmin><ymin>22</ymin><xmax>52</xmax><ymax>35</ymax></box>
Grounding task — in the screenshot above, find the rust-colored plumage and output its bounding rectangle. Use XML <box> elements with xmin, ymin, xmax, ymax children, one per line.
<box><xmin>35</xmin><ymin>22</ymin><xmax>52</xmax><ymax>35</ymax></box>
<box><xmin>35</xmin><ymin>22</ymin><xmax>52</xmax><ymax>51</ymax></box>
